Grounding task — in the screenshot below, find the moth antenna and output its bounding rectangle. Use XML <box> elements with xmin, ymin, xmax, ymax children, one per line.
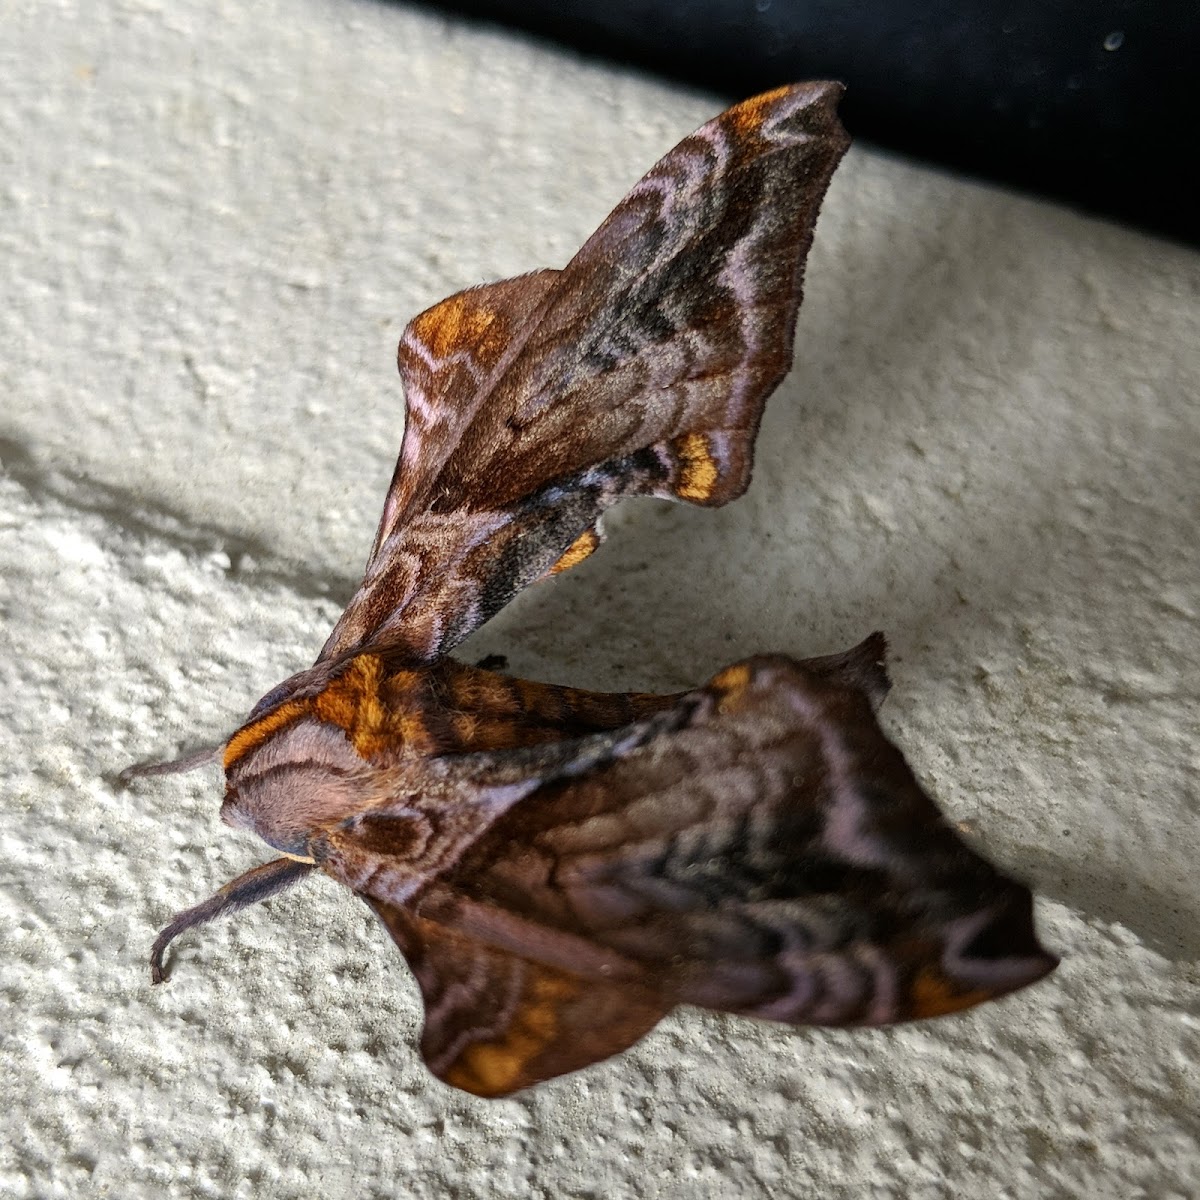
<box><xmin>118</xmin><ymin>742</ymin><xmax>225</xmax><ymax>786</ymax></box>
<box><xmin>150</xmin><ymin>857</ymin><xmax>315</xmax><ymax>984</ymax></box>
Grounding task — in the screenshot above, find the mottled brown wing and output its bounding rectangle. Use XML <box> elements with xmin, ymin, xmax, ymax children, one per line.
<box><xmin>366</xmin><ymin>271</ymin><xmax>561</xmax><ymax>564</ymax></box>
<box><xmin>315</xmin><ymin>645</ymin><xmax>1056</xmax><ymax>1093</ymax></box>
<box><xmin>318</xmin><ymin>83</ymin><xmax>850</xmax><ymax>664</ymax></box>
<box><xmin>367</xmin><ymin>898</ymin><xmax>667</xmax><ymax>1098</ymax></box>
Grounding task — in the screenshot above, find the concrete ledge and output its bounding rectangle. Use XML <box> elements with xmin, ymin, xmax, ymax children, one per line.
<box><xmin>3</xmin><ymin>1</ymin><xmax>1197</xmax><ymax>1196</ymax></box>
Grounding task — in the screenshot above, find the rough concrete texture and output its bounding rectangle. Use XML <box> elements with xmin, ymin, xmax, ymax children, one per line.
<box><xmin>3</xmin><ymin>1</ymin><xmax>1198</xmax><ymax>1197</ymax></box>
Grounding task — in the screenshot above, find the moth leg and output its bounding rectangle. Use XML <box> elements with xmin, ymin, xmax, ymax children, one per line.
<box><xmin>118</xmin><ymin>742</ymin><xmax>225</xmax><ymax>786</ymax></box>
<box><xmin>150</xmin><ymin>857</ymin><xmax>315</xmax><ymax>984</ymax></box>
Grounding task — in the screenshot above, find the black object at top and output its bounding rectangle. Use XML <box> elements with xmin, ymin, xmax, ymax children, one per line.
<box><xmin>417</xmin><ymin>0</ymin><xmax>1196</xmax><ymax>246</ymax></box>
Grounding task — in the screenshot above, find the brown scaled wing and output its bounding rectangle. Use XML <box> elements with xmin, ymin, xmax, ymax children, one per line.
<box><xmin>318</xmin><ymin>83</ymin><xmax>851</xmax><ymax>665</ymax></box>
<box><xmin>315</xmin><ymin>647</ymin><xmax>1056</xmax><ymax>1097</ymax></box>
<box><xmin>136</xmin><ymin>85</ymin><xmax>1056</xmax><ymax>1101</ymax></box>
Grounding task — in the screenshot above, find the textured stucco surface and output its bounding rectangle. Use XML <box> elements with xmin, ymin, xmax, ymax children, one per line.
<box><xmin>2</xmin><ymin>1</ymin><xmax>1198</xmax><ymax>1197</ymax></box>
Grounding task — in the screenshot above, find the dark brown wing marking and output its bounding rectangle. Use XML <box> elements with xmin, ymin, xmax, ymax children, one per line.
<box><xmin>368</xmin><ymin>899</ymin><xmax>666</xmax><ymax>1097</ymax></box>
<box><xmin>318</xmin><ymin>83</ymin><xmax>850</xmax><ymax>665</ymax></box>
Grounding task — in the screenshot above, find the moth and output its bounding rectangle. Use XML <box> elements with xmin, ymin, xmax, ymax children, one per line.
<box><xmin>124</xmin><ymin>83</ymin><xmax>1057</xmax><ymax>1098</ymax></box>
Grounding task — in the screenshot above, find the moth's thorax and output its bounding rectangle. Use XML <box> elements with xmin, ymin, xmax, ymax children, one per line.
<box><xmin>227</xmin><ymin>654</ymin><xmax>436</xmax><ymax>770</ymax></box>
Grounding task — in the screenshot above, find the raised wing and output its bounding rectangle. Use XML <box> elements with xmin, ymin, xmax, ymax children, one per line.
<box><xmin>314</xmin><ymin>644</ymin><xmax>1056</xmax><ymax>1094</ymax></box>
<box><xmin>318</xmin><ymin>83</ymin><xmax>850</xmax><ymax>664</ymax></box>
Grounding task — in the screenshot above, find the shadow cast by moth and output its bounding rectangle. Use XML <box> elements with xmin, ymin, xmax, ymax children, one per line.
<box><xmin>123</xmin><ymin>83</ymin><xmax>1057</xmax><ymax>1098</ymax></box>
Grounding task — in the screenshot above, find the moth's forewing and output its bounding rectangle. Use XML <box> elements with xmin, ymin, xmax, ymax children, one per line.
<box><xmin>366</xmin><ymin>270</ymin><xmax>561</xmax><ymax>563</ymax></box>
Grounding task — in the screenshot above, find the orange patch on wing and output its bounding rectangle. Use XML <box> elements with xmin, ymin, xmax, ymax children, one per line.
<box><xmin>909</xmin><ymin>967</ymin><xmax>992</xmax><ymax>1019</ymax></box>
<box><xmin>724</xmin><ymin>85</ymin><xmax>790</xmax><ymax>136</ymax></box>
<box><xmin>549</xmin><ymin>527</ymin><xmax>600</xmax><ymax>575</ymax></box>
<box><xmin>710</xmin><ymin>662</ymin><xmax>753</xmax><ymax>709</ymax></box>
<box><xmin>674</xmin><ymin>431</ymin><xmax>720</xmax><ymax>501</ymax></box>
<box><xmin>443</xmin><ymin>964</ymin><xmax>580</xmax><ymax>1098</ymax></box>
<box><xmin>223</xmin><ymin>699</ymin><xmax>312</xmax><ymax>770</ymax></box>
<box><xmin>409</xmin><ymin>291</ymin><xmax>505</xmax><ymax>361</ymax></box>
<box><xmin>311</xmin><ymin>656</ymin><xmax>437</xmax><ymax>759</ymax></box>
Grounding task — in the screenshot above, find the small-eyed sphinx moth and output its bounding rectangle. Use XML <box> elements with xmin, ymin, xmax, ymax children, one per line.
<box><xmin>124</xmin><ymin>83</ymin><xmax>1057</xmax><ymax>1097</ymax></box>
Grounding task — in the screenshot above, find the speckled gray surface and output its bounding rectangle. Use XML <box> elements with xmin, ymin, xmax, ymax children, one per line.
<box><xmin>3</xmin><ymin>1</ymin><xmax>1199</xmax><ymax>1197</ymax></box>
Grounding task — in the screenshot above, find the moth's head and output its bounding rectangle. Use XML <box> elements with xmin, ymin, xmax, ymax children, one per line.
<box><xmin>220</xmin><ymin>652</ymin><xmax>401</xmax><ymax>856</ymax></box>
<box><xmin>221</xmin><ymin>716</ymin><xmax>379</xmax><ymax>858</ymax></box>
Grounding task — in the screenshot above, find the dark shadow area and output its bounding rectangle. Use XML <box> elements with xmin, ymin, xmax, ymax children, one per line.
<box><xmin>402</xmin><ymin>0</ymin><xmax>1197</xmax><ymax>246</ymax></box>
<box><xmin>0</xmin><ymin>435</ymin><xmax>358</xmax><ymax>608</ymax></box>
<box><xmin>1017</xmin><ymin>856</ymin><xmax>1198</xmax><ymax>964</ymax></box>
